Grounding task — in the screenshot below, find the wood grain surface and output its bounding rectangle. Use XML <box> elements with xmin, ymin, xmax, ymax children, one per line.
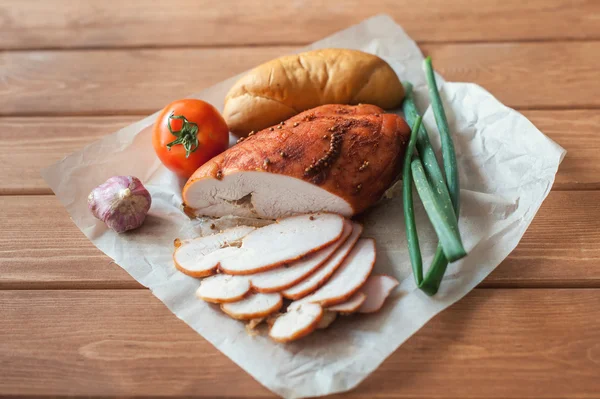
<box><xmin>0</xmin><ymin>289</ymin><xmax>598</xmax><ymax>397</ymax></box>
<box><xmin>0</xmin><ymin>116</ymin><xmax>136</xmax><ymax>195</ymax></box>
<box><xmin>1</xmin><ymin>1</ymin><xmax>598</xmax><ymax>397</ymax></box>
<box><xmin>1</xmin><ymin>42</ymin><xmax>599</xmax><ymax>116</ymax></box>
<box><xmin>1</xmin><ymin>191</ymin><xmax>599</xmax><ymax>290</ymax></box>
<box><xmin>1</xmin><ymin>110</ymin><xmax>598</xmax><ymax>195</ymax></box>
<box><xmin>0</xmin><ymin>0</ymin><xmax>599</xmax><ymax>49</ymax></box>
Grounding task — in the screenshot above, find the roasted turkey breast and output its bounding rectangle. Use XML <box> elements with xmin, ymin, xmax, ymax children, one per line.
<box><xmin>183</xmin><ymin>104</ymin><xmax>410</xmax><ymax>219</ymax></box>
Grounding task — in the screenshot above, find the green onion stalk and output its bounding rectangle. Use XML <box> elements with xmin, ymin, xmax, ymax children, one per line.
<box><xmin>401</xmin><ymin>57</ymin><xmax>465</xmax><ymax>295</ymax></box>
<box><xmin>403</xmin><ymin>116</ymin><xmax>424</xmax><ymax>286</ymax></box>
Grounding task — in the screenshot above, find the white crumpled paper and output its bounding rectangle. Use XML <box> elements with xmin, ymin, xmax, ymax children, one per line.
<box><xmin>42</xmin><ymin>15</ymin><xmax>565</xmax><ymax>399</ymax></box>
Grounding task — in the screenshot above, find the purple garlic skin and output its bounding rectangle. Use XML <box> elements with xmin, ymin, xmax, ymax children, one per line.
<box><xmin>88</xmin><ymin>176</ymin><xmax>152</xmax><ymax>233</ymax></box>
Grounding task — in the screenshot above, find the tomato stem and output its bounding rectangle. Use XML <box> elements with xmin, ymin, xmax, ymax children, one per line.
<box><xmin>166</xmin><ymin>113</ymin><xmax>200</xmax><ymax>158</ymax></box>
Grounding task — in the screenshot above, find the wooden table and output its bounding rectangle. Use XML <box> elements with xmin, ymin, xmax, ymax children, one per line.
<box><xmin>1</xmin><ymin>1</ymin><xmax>599</xmax><ymax>397</ymax></box>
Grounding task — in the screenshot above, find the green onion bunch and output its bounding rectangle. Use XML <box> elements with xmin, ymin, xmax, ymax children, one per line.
<box><xmin>402</xmin><ymin>57</ymin><xmax>466</xmax><ymax>296</ymax></box>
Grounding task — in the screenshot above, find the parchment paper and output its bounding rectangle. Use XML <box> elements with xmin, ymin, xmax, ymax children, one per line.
<box><xmin>42</xmin><ymin>15</ymin><xmax>566</xmax><ymax>399</ymax></box>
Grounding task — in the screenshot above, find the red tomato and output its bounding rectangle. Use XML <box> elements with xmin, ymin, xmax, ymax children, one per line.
<box><xmin>152</xmin><ymin>99</ymin><xmax>229</xmax><ymax>178</ymax></box>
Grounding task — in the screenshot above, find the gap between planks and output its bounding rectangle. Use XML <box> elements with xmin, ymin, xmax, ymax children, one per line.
<box><xmin>3</xmin><ymin>104</ymin><xmax>600</xmax><ymax>119</ymax></box>
<box><xmin>3</xmin><ymin>283</ymin><xmax>598</xmax><ymax>291</ymax></box>
<box><xmin>4</xmin><ymin>185</ymin><xmax>594</xmax><ymax>197</ymax></box>
<box><xmin>3</xmin><ymin>37</ymin><xmax>600</xmax><ymax>53</ymax></box>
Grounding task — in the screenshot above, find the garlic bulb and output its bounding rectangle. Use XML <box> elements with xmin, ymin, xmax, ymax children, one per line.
<box><xmin>88</xmin><ymin>176</ymin><xmax>152</xmax><ymax>233</ymax></box>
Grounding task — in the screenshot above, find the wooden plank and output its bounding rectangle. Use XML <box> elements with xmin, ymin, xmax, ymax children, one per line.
<box><xmin>522</xmin><ymin>110</ymin><xmax>600</xmax><ymax>191</ymax></box>
<box><xmin>0</xmin><ymin>0</ymin><xmax>599</xmax><ymax>49</ymax></box>
<box><xmin>1</xmin><ymin>110</ymin><xmax>596</xmax><ymax>195</ymax></box>
<box><xmin>0</xmin><ymin>116</ymin><xmax>137</xmax><ymax>195</ymax></box>
<box><xmin>1</xmin><ymin>42</ymin><xmax>600</xmax><ymax>116</ymax></box>
<box><xmin>421</xmin><ymin>41</ymin><xmax>600</xmax><ymax>109</ymax></box>
<box><xmin>1</xmin><ymin>191</ymin><xmax>599</xmax><ymax>289</ymax></box>
<box><xmin>0</xmin><ymin>195</ymin><xmax>140</xmax><ymax>289</ymax></box>
<box><xmin>349</xmin><ymin>289</ymin><xmax>600</xmax><ymax>399</ymax></box>
<box><xmin>0</xmin><ymin>289</ymin><xmax>597</xmax><ymax>397</ymax></box>
<box><xmin>0</xmin><ymin>47</ymin><xmax>291</xmax><ymax>116</ymax></box>
<box><xmin>486</xmin><ymin>190</ymin><xmax>600</xmax><ymax>288</ymax></box>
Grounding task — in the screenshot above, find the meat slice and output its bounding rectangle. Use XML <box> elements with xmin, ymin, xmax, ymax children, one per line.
<box><xmin>196</xmin><ymin>274</ymin><xmax>251</xmax><ymax>303</ymax></box>
<box><xmin>221</xmin><ymin>293</ymin><xmax>283</xmax><ymax>320</ymax></box>
<box><xmin>173</xmin><ymin>226</ymin><xmax>255</xmax><ymax>277</ymax></box>
<box><xmin>218</xmin><ymin>213</ymin><xmax>345</xmax><ymax>274</ymax></box>
<box><xmin>289</xmin><ymin>238</ymin><xmax>376</xmax><ymax>309</ymax></box>
<box><xmin>327</xmin><ymin>292</ymin><xmax>367</xmax><ymax>313</ymax></box>
<box><xmin>316</xmin><ymin>311</ymin><xmax>338</xmax><ymax>329</ymax></box>
<box><xmin>195</xmin><ymin>221</ymin><xmax>349</xmax><ymax>302</ymax></box>
<box><xmin>357</xmin><ymin>274</ymin><xmax>399</xmax><ymax>313</ymax></box>
<box><xmin>249</xmin><ymin>220</ymin><xmax>353</xmax><ymax>292</ymax></box>
<box><xmin>282</xmin><ymin>222</ymin><xmax>363</xmax><ymax>300</ymax></box>
<box><xmin>182</xmin><ymin>104</ymin><xmax>411</xmax><ymax>219</ymax></box>
<box><xmin>269</xmin><ymin>303</ymin><xmax>323</xmax><ymax>343</ymax></box>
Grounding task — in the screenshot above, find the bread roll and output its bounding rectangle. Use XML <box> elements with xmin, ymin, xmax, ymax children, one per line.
<box><xmin>223</xmin><ymin>48</ymin><xmax>404</xmax><ymax>136</ymax></box>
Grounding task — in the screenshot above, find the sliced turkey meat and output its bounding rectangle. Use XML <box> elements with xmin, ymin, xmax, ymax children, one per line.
<box><xmin>327</xmin><ymin>292</ymin><xmax>367</xmax><ymax>313</ymax></box>
<box><xmin>218</xmin><ymin>213</ymin><xmax>345</xmax><ymax>275</ymax></box>
<box><xmin>196</xmin><ymin>274</ymin><xmax>251</xmax><ymax>303</ymax></box>
<box><xmin>221</xmin><ymin>293</ymin><xmax>283</xmax><ymax>320</ymax></box>
<box><xmin>289</xmin><ymin>238</ymin><xmax>376</xmax><ymax>309</ymax></box>
<box><xmin>194</xmin><ymin>222</ymin><xmax>349</xmax><ymax>303</ymax></box>
<box><xmin>173</xmin><ymin>226</ymin><xmax>255</xmax><ymax>277</ymax></box>
<box><xmin>357</xmin><ymin>274</ymin><xmax>399</xmax><ymax>313</ymax></box>
<box><xmin>269</xmin><ymin>303</ymin><xmax>323</xmax><ymax>343</ymax></box>
<box><xmin>182</xmin><ymin>104</ymin><xmax>411</xmax><ymax>219</ymax></box>
<box><xmin>316</xmin><ymin>311</ymin><xmax>338</xmax><ymax>329</ymax></box>
<box><xmin>246</xmin><ymin>318</ymin><xmax>264</xmax><ymax>331</ymax></box>
<box><xmin>282</xmin><ymin>222</ymin><xmax>363</xmax><ymax>300</ymax></box>
<box><xmin>249</xmin><ymin>220</ymin><xmax>353</xmax><ymax>292</ymax></box>
<box><xmin>245</xmin><ymin>318</ymin><xmax>265</xmax><ymax>336</ymax></box>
